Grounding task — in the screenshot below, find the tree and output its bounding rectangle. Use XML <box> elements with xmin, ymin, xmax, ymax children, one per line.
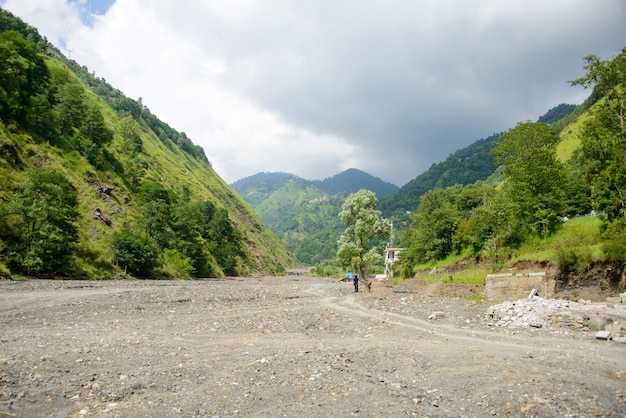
<box><xmin>9</xmin><ymin>167</ymin><xmax>79</xmax><ymax>275</ymax></box>
<box><xmin>116</xmin><ymin>116</ymin><xmax>143</xmax><ymax>155</ymax></box>
<box><xmin>54</xmin><ymin>82</ymin><xmax>86</xmax><ymax>137</ymax></box>
<box><xmin>111</xmin><ymin>228</ymin><xmax>158</xmax><ymax>277</ymax></box>
<box><xmin>571</xmin><ymin>48</ymin><xmax>626</xmax><ymax>221</ymax></box>
<box><xmin>491</xmin><ymin>121</ymin><xmax>567</xmax><ymax>238</ymax></box>
<box><xmin>337</xmin><ymin>189</ymin><xmax>390</xmax><ymax>290</ymax></box>
<box><xmin>571</xmin><ymin>48</ymin><xmax>626</xmax><ymax>153</ymax></box>
<box><xmin>400</xmin><ymin>187</ymin><xmax>462</xmax><ymax>268</ymax></box>
<box><xmin>0</xmin><ymin>30</ymin><xmax>49</xmax><ymax>125</ymax></box>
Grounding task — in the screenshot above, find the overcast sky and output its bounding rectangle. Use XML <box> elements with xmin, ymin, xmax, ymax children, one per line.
<box><xmin>2</xmin><ymin>0</ymin><xmax>625</xmax><ymax>186</ymax></box>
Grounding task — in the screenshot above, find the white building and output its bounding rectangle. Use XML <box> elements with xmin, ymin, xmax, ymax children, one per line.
<box><xmin>384</xmin><ymin>247</ymin><xmax>403</xmax><ymax>278</ymax></box>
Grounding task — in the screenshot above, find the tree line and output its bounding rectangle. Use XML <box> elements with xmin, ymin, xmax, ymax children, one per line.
<box><xmin>395</xmin><ymin>48</ymin><xmax>626</xmax><ymax>275</ymax></box>
<box><xmin>334</xmin><ymin>48</ymin><xmax>626</xmax><ymax>279</ymax></box>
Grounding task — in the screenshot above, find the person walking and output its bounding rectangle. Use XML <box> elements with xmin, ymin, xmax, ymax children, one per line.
<box><xmin>353</xmin><ymin>275</ymin><xmax>359</xmax><ymax>292</ymax></box>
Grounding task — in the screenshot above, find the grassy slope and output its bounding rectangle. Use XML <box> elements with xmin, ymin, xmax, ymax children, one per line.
<box><xmin>1</xmin><ymin>55</ymin><xmax>296</xmax><ymax>278</ymax></box>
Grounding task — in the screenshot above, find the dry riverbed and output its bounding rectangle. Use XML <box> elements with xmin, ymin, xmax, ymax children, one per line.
<box><xmin>1</xmin><ymin>276</ymin><xmax>625</xmax><ymax>417</ymax></box>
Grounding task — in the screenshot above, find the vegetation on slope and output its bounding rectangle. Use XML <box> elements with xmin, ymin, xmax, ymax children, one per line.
<box><xmin>395</xmin><ymin>48</ymin><xmax>626</xmax><ymax>286</ymax></box>
<box><xmin>231</xmin><ymin>169</ymin><xmax>398</xmax><ymax>265</ymax></box>
<box><xmin>0</xmin><ymin>9</ymin><xmax>295</xmax><ymax>279</ymax></box>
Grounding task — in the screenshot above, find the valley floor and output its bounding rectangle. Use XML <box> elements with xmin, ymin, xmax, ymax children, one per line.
<box><xmin>1</xmin><ymin>276</ymin><xmax>625</xmax><ymax>417</ymax></box>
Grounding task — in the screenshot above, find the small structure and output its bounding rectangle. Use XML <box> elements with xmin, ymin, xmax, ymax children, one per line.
<box><xmin>384</xmin><ymin>247</ymin><xmax>403</xmax><ymax>278</ymax></box>
<box><xmin>382</xmin><ymin>223</ymin><xmax>403</xmax><ymax>278</ymax></box>
<box><xmin>485</xmin><ymin>271</ymin><xmax>555</xmax><ymax>301</ymax></box>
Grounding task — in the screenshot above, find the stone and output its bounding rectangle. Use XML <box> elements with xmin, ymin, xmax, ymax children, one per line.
<box><xmin>605</xmin><ymin>323</ymin><xmax>625</xmax><ymax>337</ymax></box>
<box><xmin>428</xmin><ymin>311</ymin><xmax>445</xmax><ymax>320</ymax></box>
<box><xmin>595</xmin><ymin>330</ymin><xmax>612</xmax><ymax>340</ymax></box>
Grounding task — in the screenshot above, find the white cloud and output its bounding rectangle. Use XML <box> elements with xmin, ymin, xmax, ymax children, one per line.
<box><xmin>3</xmin><ymin>0</ymin><xmax>625</xmax><ymax>185</ymax></box>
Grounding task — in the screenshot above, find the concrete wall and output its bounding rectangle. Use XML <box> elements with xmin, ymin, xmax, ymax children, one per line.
<box><xmin>485</xmin><ymin>272</ymin><xmax>555</xmax><ymax>301</ymax></box>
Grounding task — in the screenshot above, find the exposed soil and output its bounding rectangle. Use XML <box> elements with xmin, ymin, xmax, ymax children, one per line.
<box><xmin>1</xmin><ymin>276</ymin><xmax>625</xmax><ymax>417</ymax></box>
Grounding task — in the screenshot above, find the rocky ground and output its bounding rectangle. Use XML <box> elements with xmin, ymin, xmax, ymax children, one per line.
<box><xmin>1</xmin><ymin>276</ymin><xmax>625</xmax><ymax>417</ymax></box>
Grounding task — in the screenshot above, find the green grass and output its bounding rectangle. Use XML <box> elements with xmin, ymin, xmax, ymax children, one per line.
<box><xmin>511</xmin><ymin>215</ymin><xmax>603</xmax><ymax>264</ymax></box>
<box><xmin>394</xmin><ymin>215</ymin><xmax>607</xmax><ymax>288</ymax></box>
<box><xmin>410</xmin><ymin>267</ymin><xmax>489</xmax><ymax>285</ymax></box>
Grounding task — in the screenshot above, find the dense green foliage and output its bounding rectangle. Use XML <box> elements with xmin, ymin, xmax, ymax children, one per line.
<box><xmin>0</xmin><ymin>9</ymin><xmax>295</xmax><ymax>279</ymax></box>
<box><xmin>397</xmin><ymin>49</ymin><xmax>626</xmax><ymax>277</ymax></box>
<box><xmin>571</xmin><ymin>48</ymin><xmax>626</xmax><ymax>222</ymax></box>
<box><xmin>3</xmin><ymin>167</ymin><xmax>79</xmax><ymax>276</ymax></box>
<box><xmin>379</xmin><ymin>104</ymin><xmax>578</xmax><ymax>243</ymax></box>
<box><xmin>493</xmin><ymin>121</ymin><xmax>569</xmax><ymax>237</ymax></box>
<box><xmin>538</xmin><ymin>104</ymin><xmax>577</xmax><ymax>124</ymax></box>
<box><xmin>379</xmin><ymin>133</ymin><xmax>503</xmax><ymax>240</ymax></box>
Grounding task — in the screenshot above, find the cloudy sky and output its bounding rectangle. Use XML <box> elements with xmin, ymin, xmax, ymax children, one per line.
<box><xmin>2</xmin><ymin>0</ymin><xmax>625</xmax><ymax>186</ymax></box>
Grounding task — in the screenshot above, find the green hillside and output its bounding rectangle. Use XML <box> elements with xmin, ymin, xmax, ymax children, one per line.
<box><xmin>312</xmin><ymin>168</ymin><xmax>399</xmax><ymax>197</ymax></box>
<box><xmin>379</xmin><ymin>132</ymin><xmax>502</xmax><ymax>226</ymax></box>
<box><xmin>379</xmin><ymin>104</ymin><xmax>578</xmax><ymax>244</ymax></box>
<box><xmin>0</xmin><ymin>9</ymin><xmax>295</xmax><ymax>279</ymax></box>
<box><xmin>395</xmin><ymin>46</ymin><xmax>626</xmax><ymax>284</ymax></box>
<box><xmin>231</xmin><ymin>169</ymin><xmax>398</xmax><ymax>265</ymax></box>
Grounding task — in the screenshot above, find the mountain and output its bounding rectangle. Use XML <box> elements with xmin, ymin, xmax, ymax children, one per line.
<box><xmin>231</xmin><ymin>169</ymin><xmax>397</xmax><ymax>264</ymax></box>
<box><xmin>379</xmin><ymin>132</ymin><xmax>502</xmax><ymax>220</ymax></box>
<box><xmin>231</xmin><ymin>168</ymin><xmax>398</xmax><ymax>202</ymax></box>
<box><xmin>313</xmin><ymin>168</ymin><xmax>399</xmax><ymax>197</ymax></box>
<box><xmin>232</xmin><ymin>103</ymin><xmax>577</xmax><ymax>264</ymax></box>
<box><xmin>379</xmin><ymin>103</ymin><xmax>578</xmax><ymax>239</ymax></box>
<box><xmin>0</xmin><ymin>9</ymin><xmax>295</xmax><ymax>279</ymax></box>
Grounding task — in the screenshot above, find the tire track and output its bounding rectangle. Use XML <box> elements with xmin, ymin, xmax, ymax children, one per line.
<box><xmin>305</xmin><ymin>283</ymin><xmax>581</xmax><ymax>353</ymax></box>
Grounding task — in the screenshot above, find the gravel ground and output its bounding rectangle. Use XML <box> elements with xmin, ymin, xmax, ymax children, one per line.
<box><xmin>1</xmin><ymin>276</ymin><xmax>625</xmax><ymax>417</ymax></box>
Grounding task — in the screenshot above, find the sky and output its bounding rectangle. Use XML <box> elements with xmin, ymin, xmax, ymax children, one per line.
<box><xmin>2</xmin><ymin>1</ymin><xmax>625</xmax><ymax>186</ymax></box>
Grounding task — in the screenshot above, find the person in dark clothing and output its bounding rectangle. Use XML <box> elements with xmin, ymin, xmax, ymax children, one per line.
<box><xmin>353</xmin><ymin>275</ymin><xmax>359</xmax><ymax>292</ymax></box>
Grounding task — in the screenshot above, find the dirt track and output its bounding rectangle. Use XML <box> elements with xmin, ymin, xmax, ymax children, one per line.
<box><xmin>1</xmin><ymin>276</ymin><xmax>625</xmax><ymax>417</ymax></box>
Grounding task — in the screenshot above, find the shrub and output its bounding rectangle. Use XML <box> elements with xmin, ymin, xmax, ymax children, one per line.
<box><xmin>111</xmin><ymin>229</ymin><xmax>157</xmax><ymax>278</ymax></box>
<box><xmin>160</xmin><ymin>248</ymin><xmax>194</xmax><ymax>279</ymax></box>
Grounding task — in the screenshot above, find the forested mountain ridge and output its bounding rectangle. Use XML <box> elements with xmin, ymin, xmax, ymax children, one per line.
<box><xmin>231</xmin><ymin>168</ymin><xmax>397</xmax><ymax>264</ymax></box>
<box><xmin>379</xmin><ymin>132</ymin><xmax>502</xmax><ymax>219</ymax></box>
<box><xmin>379</xmin><ymin>103</ymin><xmax>578</xmax><ymax>239</ymax></box>
<box><xmin>312</xmin><ymin>168</ymin><xmax>399</xmax><ymax>197</ymax></box>
<box><xmin>231</xmin><ymin>168</ymin><xmax>398</xmax><ymax>201</ymax></box>
<box><xmin>0</xmin><ymin>9</ymin><xmax>295</xmax><ymax>279</ymax></box>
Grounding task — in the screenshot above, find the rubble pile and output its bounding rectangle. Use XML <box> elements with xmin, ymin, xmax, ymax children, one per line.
<box><xmin>485</xmin><ymin>295</ymin><xmax>626</xmax><ymax>337</ymax></box>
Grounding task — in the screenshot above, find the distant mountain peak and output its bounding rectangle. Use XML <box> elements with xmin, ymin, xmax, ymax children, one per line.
<box><xmin>313</xmin><ymin>168</ymin><xmax>399</xmax><ymax>198</ymax></box>
<box><xmin>232</xmin><ymin>169</ymin><xmax>399</xmax><ymax>200</ymax></box>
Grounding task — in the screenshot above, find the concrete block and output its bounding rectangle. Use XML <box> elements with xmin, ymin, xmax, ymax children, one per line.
<box><xmin>485</xmin><ymin>272</ymin><xmax>555</xmax><ymax>301</ymax></box>
<box><xmin>595</xmin><ymin>330</ymin><xmax>612</xmax><ymax>340</ymax></box>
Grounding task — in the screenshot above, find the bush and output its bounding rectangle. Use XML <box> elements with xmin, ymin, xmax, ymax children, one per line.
<box><xmin>602</xmin><ymin>220</ymin><xmax>626</xmax><ymax>262</ymax></box>
<box><xmin>312</xmin><ymin>259</ymin><xmax>342</xmax><ymax>277</ymax></box>
<box><xmin>111</xmin><ymin>229</ymin><xmax>157</xmax><ymax>278</ymax></box>
<box><xmin>159</xmin><ymin>248</ymin><xmax>194</xmax><ymax>279</ymax></box>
